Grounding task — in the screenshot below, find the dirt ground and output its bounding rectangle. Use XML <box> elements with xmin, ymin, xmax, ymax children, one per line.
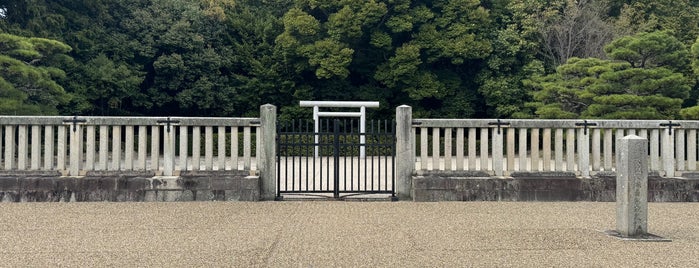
<box><xmin>1</xmin><ymin>201</ymin><xmax>698</xmax><ymax>267</ymax></box>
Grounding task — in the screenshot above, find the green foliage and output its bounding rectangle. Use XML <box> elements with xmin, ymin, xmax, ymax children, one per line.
<box><xmin>300</xmin><ymin>39</ymin><xmax>354</xmax><ymax>79</ymax></box>
<box><xmin>282</xmin><ymin>8</ymin><xmax>320</xmax><ymax>36</ymax></box>
<box><xmin>529</xmin><ymin>31</ymin><xmax>693</xmax><ymax>119</ymax></box>
<box><xmin>75</xmin><ymin>54</ymin><xmax>145</xmax><ymax>115</ymax></box>
<box><xmin>681</xmin><ymin>36</ymin><xmax>699</xmax><ymax>114</ymax></box>
<box><xmin>692</xmin><ymin>37</ymin><xmax>699</xmax><ymax>76</ymax></box>
<box><xmin>0</xmin><ymin>33</ymin><xmax>72</xmax><ymax>114</ymax></box>
<box><xmin>680</xmin><ymin>105</ymin><xmax>699</xmax><ymax>119</ymax></box>
<box><xmin>2</xmin><ymin>0</ymin><xmax>292</xmax><ymax>116</ymax></box>
<box><xmin>4</xmin><ymin>0</ymin><xmax>699</xmax><ymax>120</ymax></box>
<box><xmin>612</xmin><ymin>0</ymin><xmax>699</xmax><ymax>45</ymax></box>
<box><xmin>272</xmin><ymin>0</ymin><xmax>499</xmax><ymax>118</ymax></box>
<box><xmin>476</xmin><ymin>0</ymin><xmax>548</xmax><ymax>118</ymax></box>
<box><xmin>605</xmin><ymin>31</ymin><xmax>690</xmax><ymax>72</ymax></box>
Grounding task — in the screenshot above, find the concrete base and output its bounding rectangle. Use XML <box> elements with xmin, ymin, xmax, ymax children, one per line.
<box><xmin>413</xmin><ymin>171</ymin><xmax>699</xmax><ymax>202</ymax></box>
<box><xmin>0</xmin><ymin>170</ymin><xmax>259</xmax><ymax>202</ymax></box>
<box><xmin>603</xmin><ymin>230</ymin><xmax>672</xmax><ymax>242</ymax></box>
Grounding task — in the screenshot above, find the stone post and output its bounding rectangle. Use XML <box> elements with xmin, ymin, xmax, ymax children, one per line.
<box><xmin>69</xmin><ymin>125</ymin><xmax>82</xmax><ymax>176</ymax></box>
<box><xmin>492</xmin><ymin>128</ymin><xmax>504</xmax><ymax>176</ymax></box>
<box><xmin>259</xmin><ymin>104</ymin><xmax>277</xmax><ymax>200</ymax></box>
<box><xmin>662</xmin><ymin>129</ymin><xmax>674</xmax><ymax>177</ymax></box>
<box><xmin>395</xmin><ymin>105</ymin><xmax>414</xmax><ymax>200</ymax></box>
<box><xmin>616</xmin><ymin>135</ymin><xmax>648</xmax><ymax>237</ymax></box>
<box><xmin>163</xmin><ymin>126</ymin><xmax>175</xmax><ymax>176</ymax></box>
<box><xmin>578</xmin><ymin>128</ymin><xmax>590</xmax><ymax>177</ymax></box>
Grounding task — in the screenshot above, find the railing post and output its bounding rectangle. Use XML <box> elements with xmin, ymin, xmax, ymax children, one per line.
<box><xmin>555</xmin><ymin>129</ymin><xmax>564</xmax><ymax>171</ymax></box>
<box><xmin>69</xmin><ymin>125</ymin><xmax>82</xmax><ymax>176</ymax></box>
<box><xmin>163</xmin><ymin>125</ymin><xmax>175</xmax><ymax>176</ymax></box>
<box><xmin>156</xmin><ymin>117</ymin><xmax>180</xmax><ymax>175</ymax></box>
<box><xmin>112</xmin><ymin>126</ymin><xmax>122</xmax><ymax>171</ymax></box>
<box><xmin>518</xmin><ymin>128</ymin><xmax>527</xmax><ymax>171</ymax></box>
<box><xmin>57</xmin><ymin>126</ymin><xmax>67</xmax><ymax>172</ymax></box>
<box><xmin>43</xmin><ymin>126</ymin><xmax>54</xmax><ymax>170</ymax></box>
<box><xmin>17</xmin><ymin>125</ymin><xmax>27</xmax><ymax>170</ymax></box>
<box><xmin>676</xmin><ymin>129</ymin><xmax>685</xmax><ymax>172</ymax></box>
<box><xmin>577</xmin><ymin>128</ymin><xmax>590</xmax><ymax>177</ymax></box>
<box><xmin>662</xmin><ymin>128</ymin><xmax>674</xmax><ymax>177</ymax></box>
<box><xmin>179</xmin><ymin>126</ymin><xmax>188</xmax><ymax>171</ymax></box>
<box><xmin>125</xmin><ymin>126</ymin><xmax>134</xmax><ymax>170</ymax></box>
<box><xmin>31</xmin><ymin>125</ymin><xmax>41</xmax><ymax>170</ymax></box>
<box><xmin>492</xmin><ymin>127</ymin><xmax>504</xmax><ymax>176</ymax></box>
<box><xmin>395</xmin><ymin>105</ymin><xmax>413</xmax><ymax>200</ymax></box>
<box><xmin>150</xmin><ymin>126</ymin><xmax>159</xmax><ymax>173</ymax></box>
<box><xmin>259</xmin><ymin>104</ymin><xmax>277</xmax><ymax>200</ymax></box>
<box><xmin>432</xmin><ymin>127</ymin><xmax>440</xmax><ymax>170</ymax></box>
<box><xmin>204</xmin><ymin>126</ymin><xmax>213</xmax><ymax>170</ymax></box>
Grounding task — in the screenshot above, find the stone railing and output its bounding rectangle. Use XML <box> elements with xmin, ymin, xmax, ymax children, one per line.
<box><xmin>394</xmin><ymin>105</ymin><xmax>699</xmax><ymax>201</ymax></box>
<box><xmin>394</xmin><ymin>105</ymin><xmax>699</xmax><ymax>181</ymax></box>
<box><xmin>0</xmin><ymin>116</ymin><xmax>261</xmax><ymax>176</ymax></box>
<box><xmin>0</xmin><ymin>105</ymin><xmax>278</xmax><ymax>202</ymax></box>
<box><xmin>409</xmin><ymin>118</ymin><xmax>698</xmax><ymax>177</ymax></box>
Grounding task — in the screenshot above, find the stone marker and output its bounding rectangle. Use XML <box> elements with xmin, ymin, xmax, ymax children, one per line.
<box><xmin>395</xmin><ymin>105</ymin><xmax>413</xmax><ymax>200</ymax></box>
<box><xmin>615</xmin><ymin>135</ymin><xmax>648</xmax><ymax>237</ymax></box>
<box><xmin>259</xmin><ymin>104</ymin><xmax>277</xmax><ymax>201</ymax></box>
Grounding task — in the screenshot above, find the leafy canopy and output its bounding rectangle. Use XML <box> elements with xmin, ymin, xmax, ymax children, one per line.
<box><xmin>0</xmin><ymin>33</ymin><xmax>72</xmax><ymax>115</ymax></box>
<box><xmin>529</xmin><ymin>31</ymin><xmax>693</xmax><ymax>119</ymax></box>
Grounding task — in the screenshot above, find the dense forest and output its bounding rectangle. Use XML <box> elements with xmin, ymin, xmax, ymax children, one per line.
<box><xmin>2</xmin><ymin>0</ymin><xmax>699</xmax><ymax>120</ymax></box>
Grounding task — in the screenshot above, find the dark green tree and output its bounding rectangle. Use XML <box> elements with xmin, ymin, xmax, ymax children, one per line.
<box><xmin>274</xmin><ymin>0</ymin><xmax>497</xmax><ymax>118</ymax></box>
<box><xmin>612</xmin><ymin>0</ymin><xmax>699</xmax><ymax>45</ymax></box>
<box><xmin>0</xmin><ymin>33</ymin><xmax>72</xmax><ymax>114</ymax></box>
<box><xmin>529</xmin><ymin>31</ymin><xmax>693</xmax><ymax>119</ymax></box>
<box><xmin>476</xmin><ymin>0</ymin><xmax>548</xmax><ymax>118</ymax></box>
<box><xmin>679</xmin><ymin>36</ymin><xmax>699</xmax><ymax>119</ymax></box>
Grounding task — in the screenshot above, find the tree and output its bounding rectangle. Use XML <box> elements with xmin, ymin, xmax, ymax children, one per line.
<box><xmin>539</xmin><ymin>0</ymin><xmax>616</xmax><ymax>68</ymax></box>
<box><xmin>693</xmin><ymin>36</ymin><xmax>699</xmax><ymax>76</ymax></box>
<box><xmin>2</xmin><ymin>0</ymin><xmax>276</xmax><ymax>116</ymax></box>
<box><xmin>475</xmin><ymin>0</ymin><xmax>548</xmax><ymax>118</ymax></box>
<box><xmin>80</xmin><ymin>0</ymin><xmax>264</xmax><ymax>116</ymax></box>
<box><xmin>0</xmin><ymin>33</ymin><xmax>72</xmax><ymax>114</ymax></box>
<box><xmin>604</xmin><ymin>31</ymin><xmax>691</xmax><ymax>73</ymax></box>
<box><xmin>70</xmin><ymin>54</ymin><xmax>145</xmax><ymax>115</ymax></box>
<box><xmin>679</xmin><ymin>36</ymin><xmax>699</xmax><ymax>119</ymax></box>
<box><xmin>529</xmin><ymin>31</ymin><xmax>693</xmax><ymax>119</ymax></box>
<box><xmin>612</xmin><ymin>0</ymin><xmax>699</xmax><ymax>45</ymax></box>
<box><xmin>274</xmin><ymin>0</ymin><xmax>495</xmax><ymax>118</ymax></box>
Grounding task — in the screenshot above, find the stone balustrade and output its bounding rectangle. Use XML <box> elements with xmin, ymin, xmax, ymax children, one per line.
<box><xmin>0</xmin><ymin>116</ymin><xmax>261</xmax><ymax>176</ymax></box>
<box><xmin>409</xmin><ymin>119</ymin><xmax>699</xmax><ymax>178</ymax></box>
<box><xmin>3</xmin><ymin>104</ymin><xmax>699</xmax><ymax>202</ymax></box>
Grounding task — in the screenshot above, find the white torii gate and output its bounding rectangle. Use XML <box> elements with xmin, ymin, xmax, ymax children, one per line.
<box><xmin>300</xmin><ymin>101</ymin><xmax>380</xmax><ymax>158</ymax></box>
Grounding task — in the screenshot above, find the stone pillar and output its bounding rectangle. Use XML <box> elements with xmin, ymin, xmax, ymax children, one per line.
<box><xmin>616</xmin><ymin>135</ymin><xmax>648</xmax><ymax>237</ymax></box>
<box><xmin>163</xmin><ymin>126</ymin><xmax>176</xmax><ymax>176</ymax></box>
<box><xmin>492</xmin><ymin>128</ymin><xmax>504</xmax><ymax>176</ymax></box>
<box><xmin>69</xmin><ymin>125</ymin><xmax>82</xmax><ymax>176</ymax></box>
<box><xmin>395</xmin><ymin>105</ymin><xmax>414</xmax><ymax>200</ymax></box>
<box><xmin>662</xmin><ymin>129</ymin><xmax>674</xmax><ymax>177</ymax></box>
<box><xmin>259</xmin><ymin>104</ymin><xmax>277</xmax><ymax>200</ymax></box>
<box><xmin>578</xmin><ymin>128</ymin><xmax>590</xmax><ymax>177</ymax></box>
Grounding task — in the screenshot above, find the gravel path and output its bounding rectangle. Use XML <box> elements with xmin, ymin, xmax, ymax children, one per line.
<box><xmin>1</xmin><ymin>202</ymin><xmax>698</xmax><ymax>267</ymax></box>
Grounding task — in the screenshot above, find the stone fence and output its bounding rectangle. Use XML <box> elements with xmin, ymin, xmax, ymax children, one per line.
<box><xmin>2</xmin><ymin>104</ymin><xmax>699</xmax><ymax>202</ymax></box>
<box><xmin>395</xmin><ymin>106</ymin><xmax>699</xmax><ymax>202</ymax></box>
<box><xmin>0</xmin><ymin>105</ymin><xmax>277</xmax><ymax>202</ymax></box>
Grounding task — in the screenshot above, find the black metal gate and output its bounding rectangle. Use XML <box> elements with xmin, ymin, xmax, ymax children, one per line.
<box><xmin>276</xmin><ymin>118</ymin><xmax>395</xmax><ymax>199</ymax></box>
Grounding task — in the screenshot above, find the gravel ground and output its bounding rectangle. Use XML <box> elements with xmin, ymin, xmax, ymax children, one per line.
<box><xmin>1</xmin><ymin>201</ymin><xmax>698</xmax><ymax>267</ymax></box>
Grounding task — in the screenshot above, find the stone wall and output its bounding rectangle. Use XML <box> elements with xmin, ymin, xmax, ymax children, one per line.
<box><xmin>412</xmin><ymin>171</ymin><xmax>699</xmax><ymax>202</ymax></box>
<box><xmin>0</xmin><ymin>170</ymin><xmax>259</xmax><ymax>202</ymax></box>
